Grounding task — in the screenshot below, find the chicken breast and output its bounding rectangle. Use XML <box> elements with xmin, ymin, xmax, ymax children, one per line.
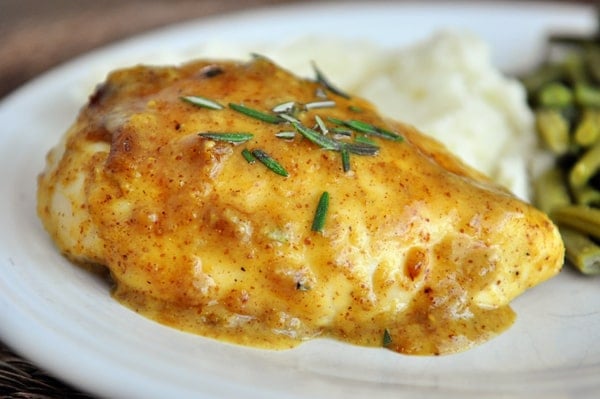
<box><xmin>37</xmin><ymin>57</ymin><xmax>563</xmax><ymax>355</ymax></box>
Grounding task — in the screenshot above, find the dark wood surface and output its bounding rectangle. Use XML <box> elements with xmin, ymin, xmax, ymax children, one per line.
<box><xmin>0</xmin><ymin>1</ymin><xmax>593</xmax><ymax>398</ymax></box>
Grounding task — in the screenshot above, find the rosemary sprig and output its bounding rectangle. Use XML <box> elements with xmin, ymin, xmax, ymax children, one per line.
<box><xmin>180</xmin><ymin>95</ymin><xmax>224</xmax><ymax>110</ymax></box>
<box><xmin>198</xmin><ymin>132</ymin><xmax>253</xmax><ymax>143</ymax></box>
<box><xmin>311</xmin><ymin>191</ymin><xmax>330</xmax><ymax>232</ymax></box>
<box><xmin>312</xmin><ymin>62</ymin><xmax>350</xmax><ymax>99</ymax></box>
<box><xmin>251</xmin><ymin>149</ymin><xmax>289</xmax><ymax>177</ymax></box>
<box><xmin>229</xmin><ymin>103</ymin><xmax>284</xmax><ymax>124</ymax></box>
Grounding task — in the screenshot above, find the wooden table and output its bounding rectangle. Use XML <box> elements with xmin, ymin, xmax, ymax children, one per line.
<box><xmin>0</xmin><ymin>0</ymin><xmax>593</xmax><ymax>398</ymax></box>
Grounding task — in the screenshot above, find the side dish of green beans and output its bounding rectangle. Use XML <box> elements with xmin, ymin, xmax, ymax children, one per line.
<box><xmin>522</xmin><ymin>23</ymin><xmax>600</xmax><ymax>275</ymax></box>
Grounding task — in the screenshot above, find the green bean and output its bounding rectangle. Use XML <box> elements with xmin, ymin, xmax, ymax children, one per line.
<box><xmin>537</xmin><ymin>83</ymin><xmax>573</xmax><ymax>108</ymax></box>
<box><xmin>560</xmin><ymin>227</ymin><xmax>600</xmax><ymax>275</ymax></box>
<box><xmin>535</xmin><ymin>109</ymin><xmax>570</xmax><ymax>154</ymax></box>
<box><xmin>523</xmin><ymin>24</ymin><xmax>600</xmax><ymax>276</ymax></box>
<box><xmin>574</xmin><ymin>83</ymin><xmax>600</xmax><ymax>107</ymax></box>
<box><xmin>574</xmin><ymin>109</ymin><xmax>600</xmax><ymax>147</ymax></box>
<box><xmin>533</xmin><ymin>167</ymin><xmax>572</xmax><ymax>214</ymax></box>
<box><xmin>551</xmin><ymin>205</ymin><xmax>600</xmax><ymax>239</ymax></box>
<box><xmin>569</xmin><ymin>141</ymin><xmax>600</xmax><ymax>188</ymax></box>
<box><xmin>572</xmin><ymin>185</ymin><xmax>600</xmax><ymax>206</ymax></box>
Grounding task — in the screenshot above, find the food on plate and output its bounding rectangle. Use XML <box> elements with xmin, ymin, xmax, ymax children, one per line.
<box><xmin>522</xmin><ymin>28</ymin><xmax>600</xmax><ymax>274</ymax></box>
<box><xmin>37</xmin><ymin>54</ymin><xmax>563</xmax><ymax>356</ymax></box>
<box><xmin>186</xmin><ymin>31</ymin><xmax>535</xmax><ymax>200</ymax></box>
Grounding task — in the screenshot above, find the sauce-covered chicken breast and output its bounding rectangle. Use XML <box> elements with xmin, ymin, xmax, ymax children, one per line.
<box><xmin>37</xmin><ymin>57</ymin><xmax>563</xmax><ymax>355</ymax></box>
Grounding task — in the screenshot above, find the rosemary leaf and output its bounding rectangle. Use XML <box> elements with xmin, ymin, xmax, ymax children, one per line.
<box><xmin>311</xmin><ymin>191</ymin><xmax>330</xmax><ymax>232</ymax></box>
<box><xmin>198</xmin><ymin>132</ymin><xmax>253</xmax><ymax>143</ymax></box>
<box><xmin>272</xmin><ymin>101</ymin><xmax>297</xmax><ymax>113</ymax></box>
<box><xmin>344</xmin><ymin>141</ymin><xmax>380</xmax><ymax>156</ymax></box>
<box><xmin>332</xmin><ymin>127</ymin><xmax>352</xmax><ymax>137</ymax></box>
<box><xmin>291</xmin><ymin>121</ymin><xmax>340</xmax><ymax>151</ymax></box>
<box><xmin>180</xmin><ymin>95</ymin><xmax>224</xmax><ymax>110</ymax></box>
<box><xmin>328</xmin><ymin>117</ymin><xmax>403</xmax><ymax>142</ymax></box>
<box><xmin>275</xmin><ymin>131</ymin><xmax>296</xmax><ymax>139</ymax></box>
<box><xmin>312</xmin><ymin>62</ymin><xmax>351</xmax><ymax>99</ymax></box>
<box><xmin>327</xmin><ymin>116</ymin><xmax>345</xmax><ymax>126</ymax></box>
<box><xmin>354</xmin><ymin>134</ymin><xmax>377</xmax><ymax>145</ymax></box>
<box><xmin>229</xmin><ymin>103</ymin><xmax>283</xmax><ymax>124</ymax></box>
<box><xmin>241</xmin><ymin>148</ymin><xmax>256</xmax><ymax>164</ymax></box>
<box><xmin>305</xmin><ymin>100</ymin><xmax>336</xmax><ymax>110</ymax></box>
<box><xmin>344</xmin><ymin>119</ymin><xmax>403</xmax><ymax>142</ymax></box>
<box><xmin>341</xmin><ymin>147</ymin><xmax>351</xmax><ymax>172</ymax></box>
<box><xmin>315</xmin><ymin>115</ymin><xmax>329</xmax><ymax>135</ymax></box>
<box><xmin>252</xmin><ymin>149</ymin><xmax>289</xmax><ymax>177</ymax></box>
<box><xmin>279</xmin><ymin>113</ymin><xmax>302</xmax><ymax>124</ymax></box>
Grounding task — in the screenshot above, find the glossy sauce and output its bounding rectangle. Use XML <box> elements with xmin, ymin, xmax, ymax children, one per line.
<box><xmin>37</xmin><ymin>58</ymin><xmax>563</xmax><ymax>355</ymax></box>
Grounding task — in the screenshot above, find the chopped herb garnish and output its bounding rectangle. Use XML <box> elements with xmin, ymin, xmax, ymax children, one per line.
<box><xmin>272</xmin><ymin>101</ymin><xmax>297</xmax><ymax>113</ymax></box>
<box><xmin>344</xmin><ymin>141</ymin><xmax>380</xmax><ymax>156</ymax></box>
<box><xmin>341</xmin><ymin>147</ymin><xmax>351</xmax><ymax>172</ymax></box>
<box><xmin>327</xmin><ymin>117</ymin><xmax>345</xmax><ymax>125</ymax></box>
<box><xmin>229</xmin><ymin>103</ymin><xmax>283</xmax><ymax>124</ymax></box>
<box><xmin>279</xmin><ymin>113</ymin><xmax>302</xmax><ymax>125</ymax></box>
<box><xmin>332</xmin><ymin>127</ymin><xmax>352</xmax><ymax>137</ymax></box>
<box><xmin>290</xmin><ymin>121</ymin><xmax>340</xmax><ymax>151</ymax></box>
<box><xmin>312</xmin><ymin>62</ymin><xmax>351</xmax><ymax>99</ymax></box>
<box><xmin>328</xmin><ymin>117</ymin><xmax>403</xmax><ymax>142</ymax></box>
<box><xmin>354</xmin><ymin>134</ymin><xmax>377</xmax><ymax>145</ymax></box>
<box><xmin>198</xmin><ymin>132</ymin><xmax>253</xmax><ymax>143</ymax></box>
<box><xmin>344</xmin><ymin>119</ymin><xmax>403</xmax><ymax>142</ymax></box>
<box><xmin>311</xmin><ymin>191</ymin><xmax>330</xmax><ymax>232</ymax></box>
<box><xmin>180</xmin><ymin>95</ymin><xmax>224</xmax><ymax>110</ymax></box>
<box><xmin>348</xmin><ymin>105</ymin><xmax>364</xmax><ymax>113</ymax></box>
<box><xmin>251</xmin><ymin>149</ymin><xmax>289</xmax><ymax>177</ymax></box>
<box><xmin>305</xmin><ymin>100</ymin><xmax>336</xmax><ymax>110</ymax></box>
<box><xmin>275</xmin><ymin>131</ymin><xmax>296</xmax><ymax>139</ymax></box>
<box><xmin>241</xmin><ymin>148</ymin><xmax>256</xmax><ymax>164</ymax></box>
<box><xmin>315</xmin><ymin>115</ymin><xmax>329</xmax><ymax>135</ymax></box>
<box><xmin>383</xmin><ymin>329</ymin><xmax>393</xmax><ymax>347</ymax></box>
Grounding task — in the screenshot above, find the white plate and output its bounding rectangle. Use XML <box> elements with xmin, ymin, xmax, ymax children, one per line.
<box><xmin>1</xmin><ymin>2</ymin><xmax>599</xmax><ymax>398</ymax></box>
